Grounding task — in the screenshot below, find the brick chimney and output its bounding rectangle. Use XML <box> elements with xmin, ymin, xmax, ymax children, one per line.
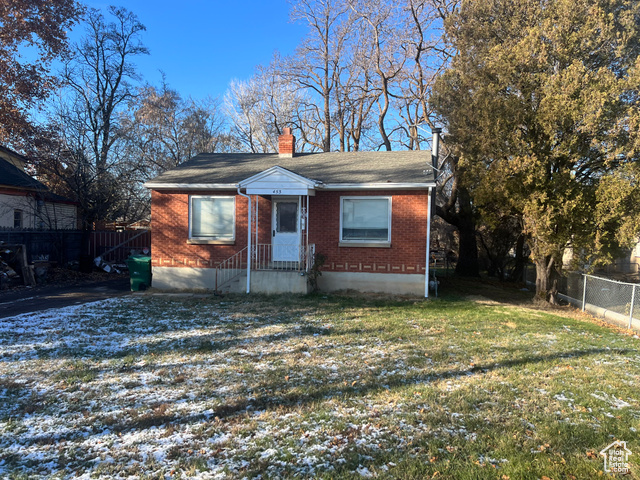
<box><xmin>278</xmin><ymin>128</ymin><xmax>295</xmax><ymax>157</ymax></box>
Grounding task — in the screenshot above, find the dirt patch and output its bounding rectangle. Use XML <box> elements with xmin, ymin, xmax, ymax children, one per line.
<box><xmin>465</xmin><ymin>295</ymin><xmax>501</xmax><ymax>306</ymax></box>
<box><xmin>0</xmin><ymin>267</ymin><xmax>126</xmax><ymax>296</ymax></box>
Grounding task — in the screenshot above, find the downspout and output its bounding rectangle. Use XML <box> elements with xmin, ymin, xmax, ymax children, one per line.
<box><xmin>425</xmin><ymin>187</ymin><xmax>431</xmax><ymax>298</ymax></box>
<box><xmin>255</xmin><ymin>195</ymin><xmax>259</xmax><ymax>251</ymax></box>
<box><xmin>237</xmin><ymin>186</ymin><xmax>251</xmax><ymax>293</ymax></box>
<box><xmin>306</xmin><ymin>194</ymin><xmax>310</xmax><ymax>271</ymax></box>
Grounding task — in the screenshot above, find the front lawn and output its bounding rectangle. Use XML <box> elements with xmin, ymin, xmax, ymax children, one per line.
<box><xmin>0</xmin><ymin>292</ymin><xmax>638</xmax><ymax>479</ymax></box>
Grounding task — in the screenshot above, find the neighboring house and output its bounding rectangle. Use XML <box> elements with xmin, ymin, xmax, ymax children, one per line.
<box><xmin>563</xmin><ymin>240</ymin><xmax>640</xmax><ymax>277</ymax></box>
<box><xmin>145</xmin><ymin>129</ymin><xmax>438</xmax><ymax>296</ymax></box>
<box><xmin>0</xmin><ymin>148</ymin><xmax>78</xmax><ymax>230</ymax></box>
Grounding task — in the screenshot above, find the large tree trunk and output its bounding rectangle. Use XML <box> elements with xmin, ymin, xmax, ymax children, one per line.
<box><xmin>455</xmin><ymin>221</ymin><xmax>480</xmax><ymax>277</ymax></box>
<box><xmin>436</xmin><ymin>185</ymin><xmax>480</xmax><ymax>277</ymax></box>
<box><xmin>454</xmin><ymin>187</ymin><xmax>479</xmax><ymax>277</ymax></box>
<box><xmin>535</xmin><ymin>256</ymin><xmax>558</xmax><ymax>303</ymax></box>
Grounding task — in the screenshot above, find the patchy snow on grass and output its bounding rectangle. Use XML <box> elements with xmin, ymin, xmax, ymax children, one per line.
<box><xmin>0</xmin><ymin>294</ymin><xmax>639</xmax><ymax>479</ymax></box>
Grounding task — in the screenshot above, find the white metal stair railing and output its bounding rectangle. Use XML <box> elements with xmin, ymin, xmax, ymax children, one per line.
<box><xmin>214</xmin><ymin>244</ymin><xmax>316</xmax><ymax>293</ymax></box>
<box><xmin>253</xmin><ymin>243</ymin><xmax>315</xmax><ymax>272</ymax></box>
<box><xmin>214</xmin><ymin>247</ymin><xmax>248</xmax><ymax>292</ymax></box>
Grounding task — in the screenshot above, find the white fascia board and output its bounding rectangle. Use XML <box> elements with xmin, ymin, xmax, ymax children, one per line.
<box><xmin>321</xmin><ymin>183</ymin><xmax>434</xmax><ymax>190</ymax></box>
<box><xmin>144</xmin><ymin>183</ymin><xmax>238</xmax><ymax>190</ymax></box>
<box><xmin>239</xmin><ymin>165</ymin><xmax>318</xmax><ymax>188</ymax></box>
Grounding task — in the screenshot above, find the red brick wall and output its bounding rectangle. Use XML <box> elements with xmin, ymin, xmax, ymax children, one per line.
<box><xmin>151</xmin><ymin>190</ymin><xmax>249</xmax><ymax>268</ymax></box>
<box><xmin>151</xmin><ymin>189</ymin><xmax>429</xmax><ymax>274</ymax></box>
<box><xmin>309</xmin><ymin>190</ymin><xmax>428</xmax><ymax>274</ymax></box>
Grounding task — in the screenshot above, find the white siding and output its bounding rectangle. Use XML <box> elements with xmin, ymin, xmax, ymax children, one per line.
<box><xmin>0</xmin><ymin>193</ymin><xmax>77</xmax><ymax>230</ymax></box>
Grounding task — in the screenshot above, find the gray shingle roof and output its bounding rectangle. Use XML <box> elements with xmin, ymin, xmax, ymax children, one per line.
<box><xmin>0</xmin><ymin>156</ymin><xmax>77</xmax><ymax>203</ymax></box>
<box><xmin>0</xmin><ymin>157</ymin><xmax>45</xmax><ymax>190</ymax></box>
<box><xmin>146</xmin><ymin>151</ymin><xmax>435</xmax><ymax>187</ymax></box>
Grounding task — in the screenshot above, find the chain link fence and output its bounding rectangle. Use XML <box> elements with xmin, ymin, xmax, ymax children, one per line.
<box><xmin>558</xmin><ymin>272</ymin><xmax>640</xmax><ymax>330</ymax></box>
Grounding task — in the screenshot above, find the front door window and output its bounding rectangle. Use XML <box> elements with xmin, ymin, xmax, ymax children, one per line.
<box><xmin>272</xmin><ymin>199</ymin><xmax>300</xmax><ymax>262</ymax></box>
<box><xmin>276</xmin><ymin>202</ymin><xmax>297</xmax><ymax>233</ymax></box>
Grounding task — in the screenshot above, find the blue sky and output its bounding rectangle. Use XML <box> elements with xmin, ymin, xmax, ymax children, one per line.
<box><xmin>77</xmin><ymin>1</ymin><xmax>307</xmax><ymax>100</ymax></box>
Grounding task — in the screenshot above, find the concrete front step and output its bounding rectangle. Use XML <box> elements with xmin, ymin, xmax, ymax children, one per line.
<box><xmin>219</xmin><ymin>271</ymin><xmax>309</xmax><ymax>294</ymax></box>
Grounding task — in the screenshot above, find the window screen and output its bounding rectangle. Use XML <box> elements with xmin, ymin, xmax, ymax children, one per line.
<box><xmin>341</xmin><ymin>197</ymin><xmax>390</xmax><ymax>242</ymax></box>
<box><xmin>190</xmin><ymin>196</ymin><xmax>235</xmax><ymax>240</ymax></box>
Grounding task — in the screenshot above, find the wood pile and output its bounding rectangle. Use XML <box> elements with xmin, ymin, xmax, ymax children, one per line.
<box><xmin>0</xmin><ymin>244</ymin><xmax>36</xmax><ymax>289</ymax></box>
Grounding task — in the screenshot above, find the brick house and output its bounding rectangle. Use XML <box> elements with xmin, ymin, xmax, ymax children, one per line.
<box><xmin>145</xmin><ymin>129</ymin><xmax>438</xmax><ymax>296</ymax></box>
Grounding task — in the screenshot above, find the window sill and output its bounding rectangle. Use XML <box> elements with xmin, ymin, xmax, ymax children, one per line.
<box><xmin>338</xmin><ymin>242</ymin><xmax>391</xmax><ymax>248</ymax></box>
<box><xmin>187</xmin><ymin>239</ymin><xmax>235</xmax><ymax>245</ymax></box>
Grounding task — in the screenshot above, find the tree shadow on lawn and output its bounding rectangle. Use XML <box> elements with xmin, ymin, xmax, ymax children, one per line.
<box><xmin>9</xmin><ymin>321</ymin><xmax>345</xmax><ymax>382</ymax></box>
<box><xmin>195</xmin><ymin>346</ymin><xmax>633</xmax><ymax>419</ymax></box>
<box><xmin>11</xmin><ymin>346</ymin><xmax>631</xmax><ymax>448</ymax></box>
<box><xmin>0</xmin><ymin>306</ymin><xmax>334</xmax><ymax>361</ymax></box>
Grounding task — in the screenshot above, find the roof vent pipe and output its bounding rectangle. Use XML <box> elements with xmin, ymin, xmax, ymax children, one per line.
<box><xmin>431</xmin><ymin>127</ymin><xmax>442</xmax><ymax>170</ymax></box>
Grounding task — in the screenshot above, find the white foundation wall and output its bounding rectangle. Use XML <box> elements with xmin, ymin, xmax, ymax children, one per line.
<box><xmin>317</xmin><ymin>271</ymin><xmax>425</xmax><ymax>296</ymax></box>
<box><xmin>152</xmin><ymin>266</ymin><xmax>217</xmax><ymax>291</ymax></box>
<box><xmin>152</xmin><ymin>267</ymin><xmax>425</xmax><ymax>296</ymax></box>
<box><xmin>251</xmin><ymin>271</ymin><xmax>309</xmax><ymax>294</ymax></box>
<box><xmin>152</xmin><ymin>267</ymin><xmax>309</xmax><ymax>294</ymax></box>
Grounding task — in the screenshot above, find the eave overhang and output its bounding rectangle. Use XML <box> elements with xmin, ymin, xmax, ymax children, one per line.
<box><xmin>144</xmin><ymin>183</ymin><xmax>237</xmax><ymax>190</ymax></box>
<box><xmin>145</xmin><ymin>182</ymin><xmax>435</xmax><ymax>191</ymax></box>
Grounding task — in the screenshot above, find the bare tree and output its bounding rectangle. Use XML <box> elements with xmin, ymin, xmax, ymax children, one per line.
<box><xmin>395</xmin><ymin>0</ymin><xmax>451</xmax><ymax>150</ymax></box>
<box><xmin>331</xmin><ymin>22</ymin><xmax>379</xmax><ymax>151</ymax></box>
<box><xmin>31</xmin><ymin>6</ymin><xmax>148</xmax><ymax>234</ymax></box>
<box><xmin>224</xmin><ymin>63</ymin><xmax>316</xmax><ymax>153</ymax></box>
<box><xmin>123</xmin><ymin>81</ymin><xmax>227</xmax><ymax>176</ymax></box>
<box><xmin>286</xmin><ymin>0</ymin><xmax>352</xmax><ymax>152</ymax></box>
<box><xmin>62</xmin><ymin>6</ymin><xmax>148</xmax><ymax>185</ymax></box>
<box><xmin>347</xmin><ymin>0</ymin><xmax>407</xmax><ymax>151</ymax></box>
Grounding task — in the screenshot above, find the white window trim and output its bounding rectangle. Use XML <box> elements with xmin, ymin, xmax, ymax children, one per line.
<box><xmin>339</xmin><ymin>196</ymin><xmax>392</xmax><ymax>246</ymax></box>
<box><xmin>188</xmin><ymin>195</ymin><xmax>236</xmax><ymax>244</ymax></box>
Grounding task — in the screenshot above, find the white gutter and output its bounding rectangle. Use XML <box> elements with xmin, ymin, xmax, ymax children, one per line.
<box><xmin>320</xmin><ymin>183</ymin><xmax>434</xmax><ymax>190</ymax></box>
<box><xmin>236</xmin><ymin>186</ymin><xmax>251</xmax><ymax>294</ymax></box>
<box><xmin>144</xmin><ymin>183</ymin><xmax>238</xmax><ymax>190</ymax></box>
<box><xmin>146</xmin><ymin>182</ymin><xmax>435</xmax><ymax>191</ymax></box>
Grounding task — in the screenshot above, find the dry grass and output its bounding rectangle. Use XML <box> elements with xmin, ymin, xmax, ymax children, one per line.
<box><xmin>0</xmin><ymin>289</ymin><xmax>638</xmax><ymax>479</ymax></box>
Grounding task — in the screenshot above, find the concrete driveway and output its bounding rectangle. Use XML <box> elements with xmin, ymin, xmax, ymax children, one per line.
<box><xmin>0</xmin><ymin>277</ymin><xmax>130</xmax><ymax>319</ymax></box>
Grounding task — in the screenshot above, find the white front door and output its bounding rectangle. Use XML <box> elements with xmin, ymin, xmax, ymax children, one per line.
<box><xmin>272</xmin><ymin>197</ymin><xmax>300</xmax><ymax>262</ymax></box>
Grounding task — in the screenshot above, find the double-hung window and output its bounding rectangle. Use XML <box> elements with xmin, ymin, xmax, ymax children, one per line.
<box><xmin>189</xmin><ymin>195</ymin><xmax>235</xmax><ymax>243</ymax></box>
<box><xmin>13</xmin><ymin>210</ymin><xmax>22</xmax><ymax>229</ymax></box>
<box><xmin>340</xmin><ymin>196</ymin><xmax>391</xmax><ymax>245</ymax></box>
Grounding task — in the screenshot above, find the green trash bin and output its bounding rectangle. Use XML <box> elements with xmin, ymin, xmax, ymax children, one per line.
<box><xmin>126</xmin><ymin>255</ymin><xmax>152</xmax><ymax>291</ymax></box>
